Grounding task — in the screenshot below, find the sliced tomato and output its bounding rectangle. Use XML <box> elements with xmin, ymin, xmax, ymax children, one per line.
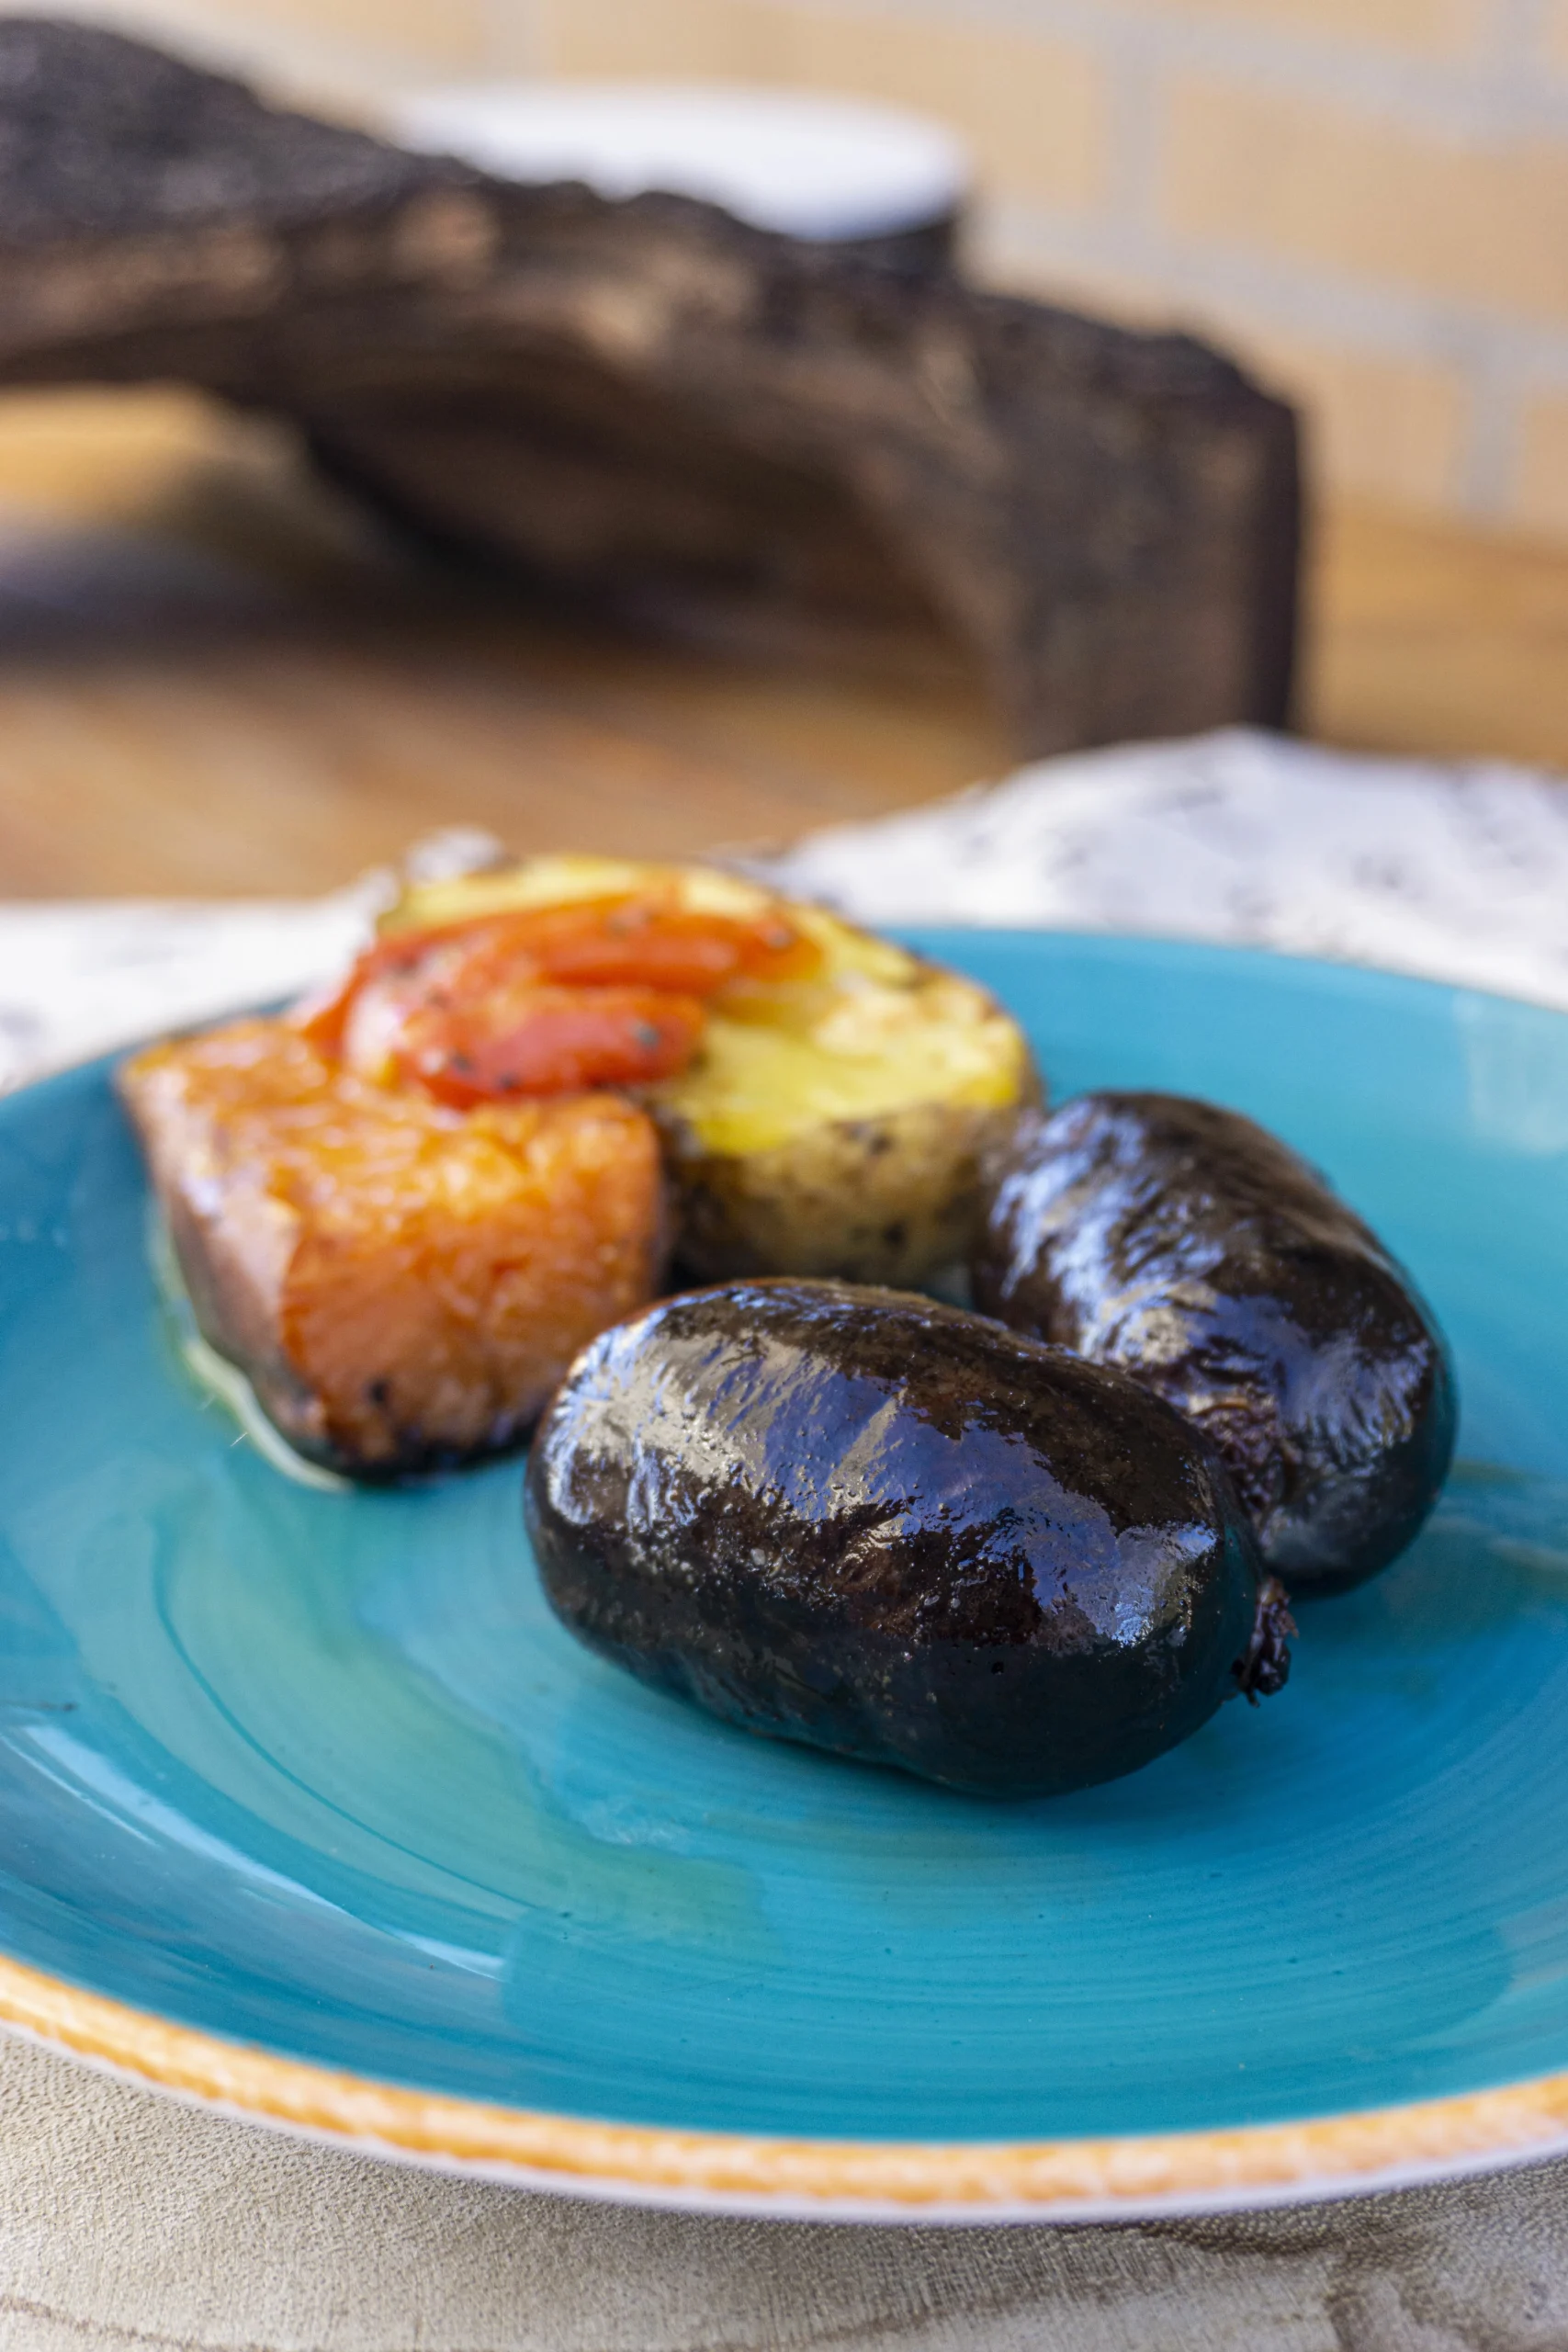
<box><xmin>296</xmin><ymin>890</ymin><xmax>817</xmax><ymax>1098</ymax></box>
<box><xmin>293</xmin><ymin>917</ymin><xmax>496</xmax><ymax>1058</ymax></box>
<box><xmin>490</xmin><ymin>898</ymin><xmax>818</xmax><ymax>992</ymax></box>
<box><xmin>400</xmin><ymin>986</ymin><xmax>707</xmax><ymax>1105</ymax></box>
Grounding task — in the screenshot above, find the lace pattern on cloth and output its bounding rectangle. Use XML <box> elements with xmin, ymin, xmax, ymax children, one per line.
<box><xmin>2</xmin><ymin>728</ymin><xmax>1565</xmax><ymax>1097</ymax></box>
<box><xmin>753</xmin><ymin>727</ymin><xmax>1568</xmax><ymax>1009</ymax></box>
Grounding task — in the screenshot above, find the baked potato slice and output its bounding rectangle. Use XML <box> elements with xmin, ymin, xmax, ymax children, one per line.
<box><xmin>385</xmin><ymin>856</ymin><xmax>1037</xmax><ymax>1286</ymax></box>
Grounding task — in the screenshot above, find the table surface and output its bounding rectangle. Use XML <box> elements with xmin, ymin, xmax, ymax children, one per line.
<box><xmin>0</xmin><ymin>387</ymin><xmax>1563</xmax><ymax>901</ymax></box>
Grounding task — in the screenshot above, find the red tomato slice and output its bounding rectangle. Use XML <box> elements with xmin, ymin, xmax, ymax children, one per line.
<box><xmin>293</xmin><ymin>918</ymin><xmax>503</xmax><ymax>1058</ymax></box>
<box><xmin>296</xmin><ymin>891</ymin><xmax>816</xmax><ymax>1097</ymax></box>
<box><xmin>400</xmin><ymin>986</ymin><xmax>707</xmax><ymax>1105</ymax></box>
<box><xmin>489</xmin><ymin>899</ymin><xmax>818</xmax><ymax>992</ymax></box>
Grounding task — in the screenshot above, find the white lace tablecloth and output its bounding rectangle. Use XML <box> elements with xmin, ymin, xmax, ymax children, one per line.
<box><xmin>4</xmin><ymin>725</ymin><xmax>1568</xmax><ymax>2352</ymax></box>
<box><xmin>6</xmin><ymin>729</ymin><xmax>1568</xmax><ymax>1095</ymax></box>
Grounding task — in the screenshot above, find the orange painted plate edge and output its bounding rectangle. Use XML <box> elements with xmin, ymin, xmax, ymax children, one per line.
<box><xmin>5</xmin><ymin>1950</ymin><xmax>1568</xmax><ymax>2222</ymax></box>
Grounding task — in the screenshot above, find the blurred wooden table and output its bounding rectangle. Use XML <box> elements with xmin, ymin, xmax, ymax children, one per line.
<box><xmin>0</xmin><ymin>388</ymin><xmax>1563</xmax><ymax>899</ymax></box>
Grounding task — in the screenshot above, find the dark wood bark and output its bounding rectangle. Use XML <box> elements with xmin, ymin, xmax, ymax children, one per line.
<box><xmin>0</xmin><ymin>17</ymin><xmax>1302</xmax><ymax>755</ymax></box>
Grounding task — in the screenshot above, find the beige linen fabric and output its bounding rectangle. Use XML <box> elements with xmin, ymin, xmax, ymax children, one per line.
<box><xmin>3</xmin><ymin>2030</ymin><xmax>1568</xmax><ymax>2351</ymax></box>
<box><xmin>8</xmin><ymin>736</ymin><xmax>1568</xmax><ymax>2350</ymax></box>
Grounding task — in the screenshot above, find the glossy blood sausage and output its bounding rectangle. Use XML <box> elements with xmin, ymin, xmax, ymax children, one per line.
<box><xmin>525</xmin><ymin>1280</ymin><xmax>1289</xmax><ymax>1797</ymax></box>
<box><xmin>973</xmin><ymin>1093</ymin><xmax>1456</xmax><ymax>1596</ymax></box>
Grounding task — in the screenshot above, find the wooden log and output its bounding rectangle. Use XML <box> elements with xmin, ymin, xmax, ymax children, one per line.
<box><xmin>0</xmin><ymin>18</ymin><xmax>1302</xmax><ymax>755</ymax></box>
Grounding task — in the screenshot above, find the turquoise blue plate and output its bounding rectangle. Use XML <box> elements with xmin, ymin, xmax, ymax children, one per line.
<box><xmin>4</xmin><ymin>932</ymin><xmax>1568</xmax><ymax>2221</ymax></box>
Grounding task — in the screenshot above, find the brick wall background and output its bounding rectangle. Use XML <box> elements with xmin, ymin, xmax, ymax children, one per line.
<box><xmin>37</xmin><ymin>0</ymin><xmax>1568</xmax><ymax>541</ymax></box>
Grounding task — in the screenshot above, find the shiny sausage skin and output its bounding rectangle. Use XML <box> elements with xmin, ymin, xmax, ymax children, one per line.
<box><xmin>972</xmin><ymin>1094</ymin><xmax>1456</xmax><ymax>1596</ymax></box>
<box><xmin>525</xmin><ymin>1279</ymin><xmax>1285</xmax><ymax>1797</ymax></box>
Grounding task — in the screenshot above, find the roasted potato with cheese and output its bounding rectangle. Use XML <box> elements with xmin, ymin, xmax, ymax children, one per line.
<box><xmin>381</xmin><ymin>855</ymin><xmax>1037</xmax><ymax>1286</ymax></box>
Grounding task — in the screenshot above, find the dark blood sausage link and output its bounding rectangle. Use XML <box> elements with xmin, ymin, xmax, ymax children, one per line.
<box><xmin>525</xmin><ymin>1280</ymin><xmax>1288</xmax><ymax>1799</ymax></box>
<box><xmin>972</xmin><ymin>1093</ymin><xmax>1457</xmax><ymax>1598</ymax></box>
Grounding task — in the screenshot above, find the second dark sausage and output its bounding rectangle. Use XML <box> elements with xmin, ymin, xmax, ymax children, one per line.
<box><xmin>972</xmin><ymin>1092</ymin><xmax>1456</xmax><ymax>1596</ymax></box>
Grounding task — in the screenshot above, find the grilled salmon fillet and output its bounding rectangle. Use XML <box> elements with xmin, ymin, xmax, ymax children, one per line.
<box><xmin>118</xmin><ymin>1019</ymin><xmax>666</xmax><ymax>1475</ymax></box>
